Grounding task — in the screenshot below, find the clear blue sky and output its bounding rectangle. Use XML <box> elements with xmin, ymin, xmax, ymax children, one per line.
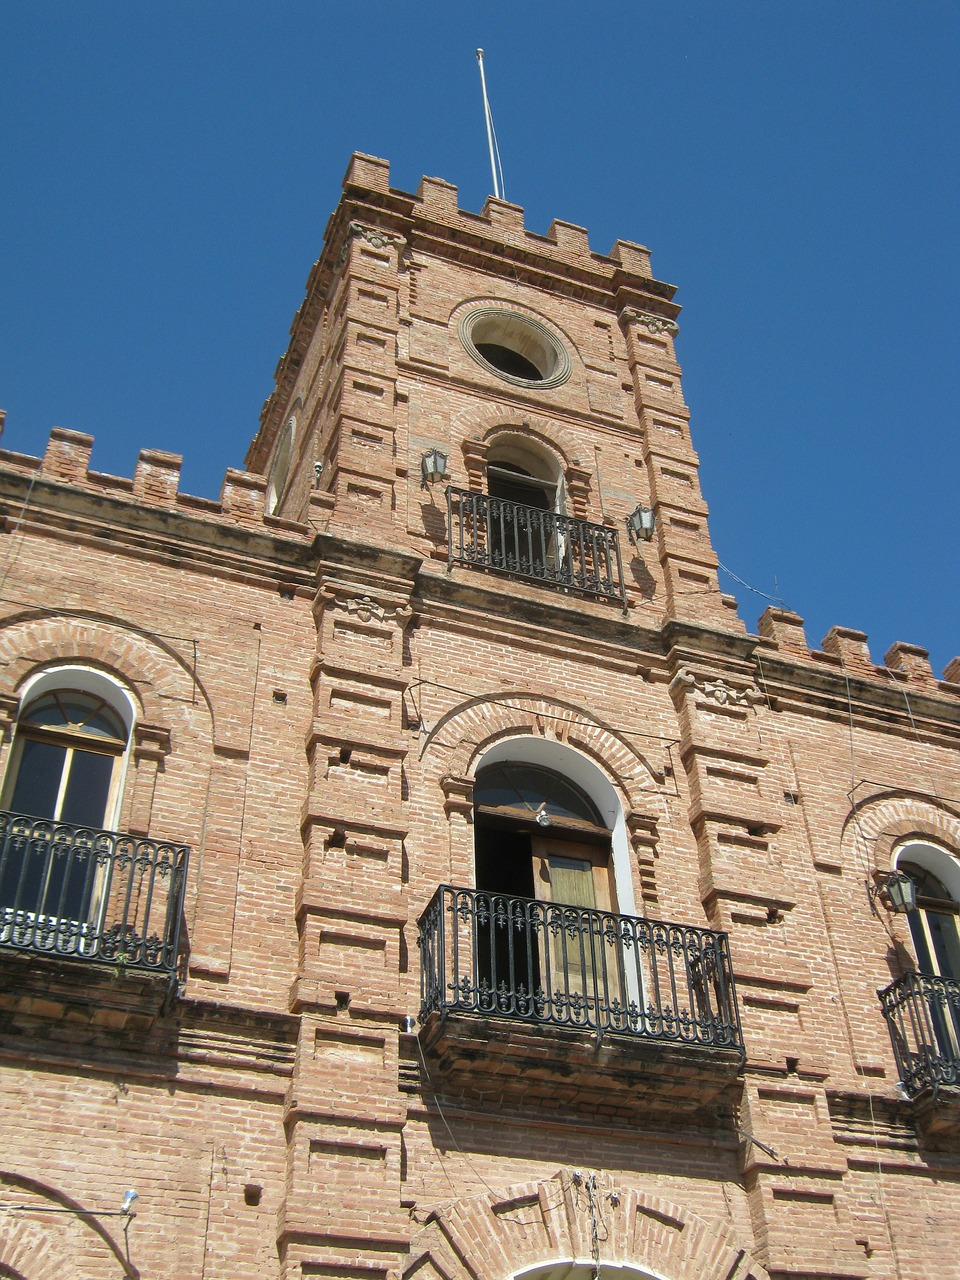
<box><xmin>2</xmin><ymin>2</ymin><xmax>958</xmax><ymax>674</ymax></box>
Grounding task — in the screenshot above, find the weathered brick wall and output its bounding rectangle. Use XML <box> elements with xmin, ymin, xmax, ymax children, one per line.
<box><xmin>1</xmin><ymin>155</ymin><xmax>958</xmax><ymax>1280</ymax></box>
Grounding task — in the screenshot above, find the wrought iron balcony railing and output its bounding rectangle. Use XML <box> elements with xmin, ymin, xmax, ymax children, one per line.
<box><xmin>447</xmin><ymin>488</ymin><xmax>626</xmax><ymax>605</ymax></box>
<box><xmin>419</xmin><ymin>885</ymin><xmax>744</xmax><ymax>1051</ymax></box>
<box><xmin>879</xmin><ymin>971</ymin><xmax>960</xmax><ymax>1096</ymax></box>
<box><xmin>0</xmin><ymin>810</ymin><xmax>189</xmax><ymax>976</ymax></box>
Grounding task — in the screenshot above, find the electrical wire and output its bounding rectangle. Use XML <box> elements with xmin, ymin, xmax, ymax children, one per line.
<box><xmin>717</xmin><ymin>558</ymin><xmax>787</xmax><ymax>607</ymax></box>
<box><xmin>413</xmin><ymin>1035</ymin><xmax>500</xmax><ymax>1199</ymax></box>
<box><xmin>0</xmin><ymin>468</ymin><xmax>39</xmax><ymax>599</ymax></box>
<box><xmin>883</xmin><ymin>668</ymin><xmax>947</xmax><ymax>809</ymax></box>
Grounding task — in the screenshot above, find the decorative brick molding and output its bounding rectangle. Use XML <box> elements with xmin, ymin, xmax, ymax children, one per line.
<box><xmin>440</xmin><ymin>774</ymin><xmax>474</xmax><ymax>821</ymax></box>
<box><xmin>422</xmin><ymin>693</ymin><xmax>662</xmax><ymax>802</ymax></box>
<box><xmin>841</xmin><ymin>791</ymin><xmax>960</xmax><ymax>875</ymax></box>
<box><xmin>128</xmin><ymin>722</ymin><xmax>173</xmax><ymax>836</ymax></box>
<box><xmin>404</xmin><ymin>1171</ymin><xmax>769</xmax><ymax>1280</ymax></box>
<box><xmin>0</xmin><ymin>615</ymin><xmax>203</xmax><ymax>731</ymax></box>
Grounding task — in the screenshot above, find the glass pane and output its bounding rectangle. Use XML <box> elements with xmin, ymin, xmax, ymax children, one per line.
<box><xmin>908</xmin><ymin>912</ymin><xmax>936</xmax><ymax>974</ymax></box>
<box><xmin>60</xmin><ymin>750</ymin><xmax>114</xmax><ymax>828</ymax></box>
<box><xmin>475</xmin><ymin>764</ymin><xmax>604</xmax><ymax>825</ymax></box>
<box><xmin>10</xmin><ymin>738</ymin><xmax>66</xmax><ymax>819</ymax></box>
<box><xmin>23</xmin><ymin>693</ymin><xmax>125</xmax><ymax>740</ymax></box>
<box><xmin>929</xmin><ymin>911</ymin><xmax>960</xmax><ymax>980</ymax></box>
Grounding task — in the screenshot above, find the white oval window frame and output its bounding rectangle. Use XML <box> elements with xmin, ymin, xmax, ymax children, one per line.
<box><xmin>458</xmin><ymin>308</ymin><xmax>572</xmax><ymax>390</ymax></box>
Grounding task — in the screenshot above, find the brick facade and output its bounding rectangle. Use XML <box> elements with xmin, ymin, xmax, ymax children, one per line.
<box><xmin>0</xmin><ymin>153</ymin><xmax>958</xmax><ymax>1280</ymax></box>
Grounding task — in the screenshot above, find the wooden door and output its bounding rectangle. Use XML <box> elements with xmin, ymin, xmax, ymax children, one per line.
<box><xmin>532</xmin><ymin>838</ymin><xmax>619</xmax><ymax>1026</ymax></box>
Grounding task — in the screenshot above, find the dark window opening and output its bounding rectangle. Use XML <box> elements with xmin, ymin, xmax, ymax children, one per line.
<box><xmin>486</xmin><ymin>462</ymin><xmax>554</xmax><ymax>511</ymax></box>
<box><xmin>475</xmin><ymin>342</ymin><xmax>544</xmax><ymax>382</ymax></box>
<box><xmin>473</xmin><ymin>763</ymin><xmax>613</xmax><ymax>1007</ymax></box>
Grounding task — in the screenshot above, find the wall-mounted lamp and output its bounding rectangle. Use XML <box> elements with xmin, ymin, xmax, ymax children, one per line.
<box><xmin>420</xmin><ymin>448</ymin><xmax>449</xmax><ymax>489</ymax></box>
<box><xmin>626</xmin><ymin>504</ymin><xmax>655</xmax><ymax>544</ymax></box>
<box><xmin>535</xmin><ymin>804</ymin><xmax>552</xmax><ymax>828</ymax></box>
<box><xmin>877</xmin><ymin>870</ymin><xmax>918</xmax><ymax>914</ymax></box>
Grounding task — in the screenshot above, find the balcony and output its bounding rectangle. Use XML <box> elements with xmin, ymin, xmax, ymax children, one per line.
<box><xmin>418</xmin><ymin>885</ymin><xmax>744</xmax><ymax>1120</ymax></box>
<box><xmin>879</xmin><ymin>971</ymin><xmax>960</xmax><ymax>1142</ymax></box>
<box><xmin>0</xmin><ymin>809</ymin><xmax>188</xmax><ymax>982</ymax></box>
<box><xmin>447</xmin><ymin>488</ymin><xmax>626</xmax><ymax>606</ymax></box>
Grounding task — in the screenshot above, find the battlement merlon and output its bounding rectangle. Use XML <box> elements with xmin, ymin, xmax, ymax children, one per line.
<box><xmin>249</xmin><ymin>152</ymin><xmax>677</xmax><ymax>469</ymax></box>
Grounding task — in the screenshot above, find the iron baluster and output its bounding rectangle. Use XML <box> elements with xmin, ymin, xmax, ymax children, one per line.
<box><xmin>446</xmin><ymin>488</ymin><xmax>626</xmax><ymax>605</ymax></box>
<box><xmin>418</xmin><ymin>885</ymin><xmax>743</xmax><ymax>1052</ymax></box>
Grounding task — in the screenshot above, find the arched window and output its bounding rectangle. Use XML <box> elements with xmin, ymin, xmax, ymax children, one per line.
<box><xmin>894</xmin><ymin>841</ymin><xmax>960</xmax><ymax>1067</ymax></box>
<box><xmin>474</xmin><ymin>761</ymin><xmax>612</xmax><ymax>907</ymax></box>
<box><xmin>895</xmin><ymin>843</ymin><xmax>960</xmax><ymax>981</ymax></box>
<box><xmin>0</xmin><ymin>670</ymin><xmax>134</xmax><ymax>926</ymax></box>
<box><xmin>486</xmin><ymin>437</ymin><xmax>565</xmax><ymax>515</ymax></box>
<box><xmin>266</xmin><ymin>414</ymin><xmax>296</xmax><ymax>515</ymax></box>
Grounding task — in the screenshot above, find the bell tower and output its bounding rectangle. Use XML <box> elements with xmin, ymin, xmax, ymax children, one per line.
<box><xmin>246</xmin><ymin>155</ymin><xmax>789</xmax><ymax>1279</ymax></box>
<box><xmin>248</xmin><ymin>151</ymin><xmax>737</xmax><ymax>633</ymax></box>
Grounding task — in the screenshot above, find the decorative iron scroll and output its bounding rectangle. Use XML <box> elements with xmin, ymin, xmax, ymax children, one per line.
<box><xmin>447</xmin><ymin>488</ymin><xmax>626</xmax><ymax>606</ymax></box>
<box><xmin>879</xmin><ymin>970</ymin><xmax>960</xmax><ymax>1095</ymax></box>
<box><xmin>419</xmin><ymin>883</ymin><xmax>743</xmax><ymax>1050</ymax></box>
<box><xmin>0</xmin><ymin>810</ymin><xmax>189</xmax><ymax>975</ymax></box>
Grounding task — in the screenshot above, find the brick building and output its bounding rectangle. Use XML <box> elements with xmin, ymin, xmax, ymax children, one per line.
<box><xmin>0</xmin><ymin>153</ymin><xmax>958</xmax><ymax>1280</ymax></box>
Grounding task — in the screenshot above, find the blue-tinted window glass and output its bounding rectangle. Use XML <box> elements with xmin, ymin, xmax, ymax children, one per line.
<box><xmin>10</xmin><ymin>739</ymin><xmax>66</xmax><ymax>819</ymax></box>
<box><xmin>61</xmin><ymin>750</ymin><xmax>114</xmax><ymax>828</ymax></box>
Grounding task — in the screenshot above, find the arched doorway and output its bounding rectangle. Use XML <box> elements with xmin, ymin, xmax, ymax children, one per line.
<box><xmin>516</xmin><ymin>1265</ymin><xmax>664</xmax><ymax>1280</ymax></box>
<box><xmin>474</xmin><ymin>759</ymin><xmax>617</xmax><ymax>1018</ymax></box>
<box><xmin>894</xmin><ymin>842</ymin><xmax>960</xmax><ymax>1064</ymax></box>
<box><xmin>468</xmin><ymin>739</ymin><xmax>638</xmax><ymax>1031</ymax></box>
<box><xmin>485</xmin><ymin>438</ymin><xmax>567</xmax><ymax>583</ymax></box>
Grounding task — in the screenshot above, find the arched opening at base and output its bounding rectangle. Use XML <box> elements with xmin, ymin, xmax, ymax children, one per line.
<box><xmin>516</xmin><ymin>1262</ymin><xmax>666</xmax><ymax>1280</ymax></box>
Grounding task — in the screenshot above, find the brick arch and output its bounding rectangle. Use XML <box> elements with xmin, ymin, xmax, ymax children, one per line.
<box><xmin>0</xmin><ymin>611</ymin><xmax>215</xmax><ymax>740</ymax></box>
<box><xmin>0</xmin><ymin>1173</ymin><xmax>134</xmax><ymax>1280</ymax></box>
<box><xmin>0</xmin><ymin>1216</ymin><xmax>66</xmax><ymax>1280</ymax></box>
<box><xmin>840</xmin><ymin>790</ymin><xmax>960</xmax><ymax>875</ymax></box>
<box><xmin>455</xmin><ymin>403</ymin><xmax>584</xmax><ymax>473</ymax></box>
<box><xmin>404</xmin><ymin>1171</ymin><xmax>768</xmax><ymax>1280</ymax></box>
<box><xmin>422</xmin><ymin>692</ymin><xmax>661</xmax><ymax>803</ymax></box>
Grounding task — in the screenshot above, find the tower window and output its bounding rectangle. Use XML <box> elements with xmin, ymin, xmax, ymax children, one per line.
<box><xmin>459</xmin><ymin>308</ymin><xmax>571</xmax><ymax>389</ymax></box>
<box><xmin>474</xmin><ymin>343</ymin><xmax>543</xmax><ymax>382</ymax></box>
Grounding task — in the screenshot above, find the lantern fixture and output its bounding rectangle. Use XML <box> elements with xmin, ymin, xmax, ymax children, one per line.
<box><xmin>420</xmin><ymin>448</ymin><xmax>449</xmax><ymax>489</ymax></box>
<box><xmin>881</xmin><ymin>870</ymin><xmax>918</xmax><ymax>914</ymax></box>
<box><xmin>626</xmin><ymin>504</ymin><xmax>655</xmax><ymax>544</ymax></box>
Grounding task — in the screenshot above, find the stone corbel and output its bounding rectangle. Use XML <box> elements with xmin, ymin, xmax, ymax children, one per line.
<box><xmin>461</xmin><ymin>438</ymin><xmax>489</xmax><ymax>492</ymax></box>
<box><xmin>441</xmin><ymin>775</ymin><xmax>474</xmax><ymax>823</ymax></box>
<box><xmin>129</xmin><ymin>723</ymin><xmax>172</xmax><ymax>837</ymax></box>
<box><xmin>627</xmin><ymin>810</ymin><xmax>660</xmax><ymax>908</ymax></box>
<box><xmin>671</xmin><ymin>667</ymin><xmax>764</xmax><ymax>710</ymax></box>
<box><xmin>565</xmin><ymin>466</ymin><xmax>592</xmax><ymax>520</ymax></box>
<box><xmin>335</xmin><ymin>221</ymin><xmax>407</xmax><ymax>271</ymax></box>
<box><xmin>619</xmin><ymin>307</ymin><xmax>679</xmax><ymax>337</ymax></box>
<box><xmin>0</xmin><ymin>694</ymin><xmax>20</xmax><ymax>742</ymax></box>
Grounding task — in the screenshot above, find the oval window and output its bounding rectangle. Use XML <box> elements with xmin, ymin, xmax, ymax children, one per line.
<box><xmin>459</xmin><ymin>309</ymin><xmax>571</xmax><ymax>389</ymax></box>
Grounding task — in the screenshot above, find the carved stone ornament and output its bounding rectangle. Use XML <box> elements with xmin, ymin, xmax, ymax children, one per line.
<box><xmin>332</xmin><ymin>594</ymin><xmax>411</xmax><ymax>626</ymax></box>
<box><xmin>621</xmin><ymin>307</ymin><xmax>679</xmax><ymax>337</ymax></box>
<box><xmin>674</xmin><ymin>668</ymin><xmax>763</xmax><ymax>707</ymax></box>
<box><xmin>335</xmin><ymin>222</ymin><xmax>406</xmax><ymax>269</ymax></box>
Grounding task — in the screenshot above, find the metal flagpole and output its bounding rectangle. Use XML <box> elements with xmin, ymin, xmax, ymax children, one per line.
<box><xmin>476</xmin><ymin>49</ymin><xmax>501</xmax><ymax>200</ymax></box>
